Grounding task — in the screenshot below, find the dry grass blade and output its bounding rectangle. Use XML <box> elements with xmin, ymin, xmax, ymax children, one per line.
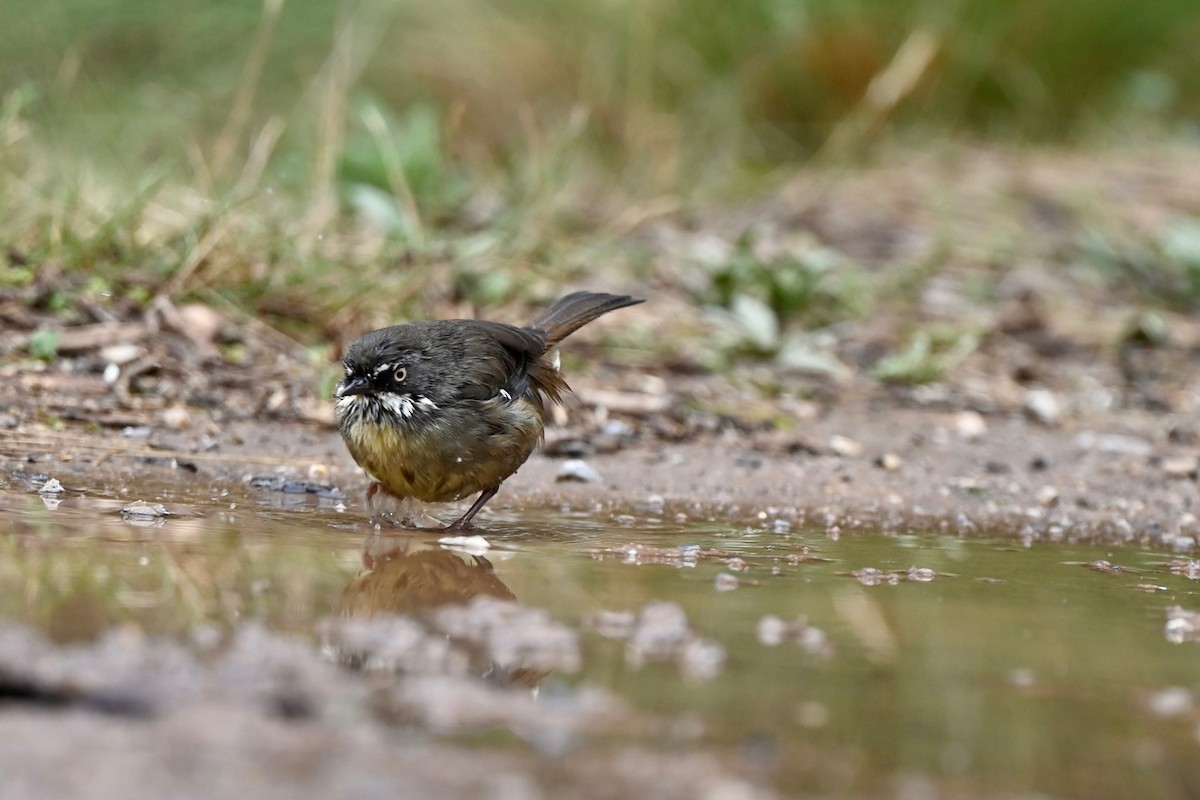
<box><xmin>211</xmin><ymin>0</ymin><xmax>286</xmax><ymax>178</ymax></box>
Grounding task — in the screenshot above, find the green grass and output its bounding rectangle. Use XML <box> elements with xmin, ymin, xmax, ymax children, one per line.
<box><xmin>2</xmin><ymin>0</ymin><xmax>1199</xmax><ymax>377</ymax></box>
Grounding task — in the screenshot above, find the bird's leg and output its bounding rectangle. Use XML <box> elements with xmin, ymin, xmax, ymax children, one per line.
<box><xmin>366</xmin><ymin>481</ymin><xmax>400</xmax><ymax>512</ymax></box>
<box><xmin>365</xmin><ymin>482</ymin><xmax>413</xmax><ymax>528</ymax></box>
<box><xmin>446</xmin><ymin>486</ymin><xmax>499</xmax><ymax>530</ymax></box>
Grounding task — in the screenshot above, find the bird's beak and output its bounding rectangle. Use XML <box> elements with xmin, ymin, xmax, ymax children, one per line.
<box><xmin>336</xmin><ymin>375</ymin><xmax>371</xmax><ymax>398</ymax></box>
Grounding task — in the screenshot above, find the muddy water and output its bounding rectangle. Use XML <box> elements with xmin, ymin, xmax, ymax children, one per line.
<box><xmin>3</xmin><ymin>484</ymin><xmax>1200</xmax><ymax>799</ymax></box>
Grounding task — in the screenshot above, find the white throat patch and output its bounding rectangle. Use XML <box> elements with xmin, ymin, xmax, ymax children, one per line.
<box><xmin>336</xmin><ymin>392</ymin><xmax>438</xmax><ymax>420</ymax></box>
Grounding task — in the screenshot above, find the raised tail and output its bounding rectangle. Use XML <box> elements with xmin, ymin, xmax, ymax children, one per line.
<box><xmin>528</xmin><ymin>291</ymin><xmax>644</xmax><ymax>349</ymax></box>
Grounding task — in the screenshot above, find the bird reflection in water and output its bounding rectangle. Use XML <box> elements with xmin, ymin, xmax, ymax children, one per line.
<box><xmin>333</xmin><ymin>534</ymin><xmax>549</xmax><ymax>688</ymax></box>
<box><xmin>342</xmin><ymin>535</ymin><xmax>517</xmax><ymax>614</ymax></box>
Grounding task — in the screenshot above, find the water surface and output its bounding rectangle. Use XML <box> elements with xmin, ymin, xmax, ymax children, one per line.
<box><xmin>2</xmin><ymin>485</ymin><xmax>1199</xmax><ymax>799</ymax></box>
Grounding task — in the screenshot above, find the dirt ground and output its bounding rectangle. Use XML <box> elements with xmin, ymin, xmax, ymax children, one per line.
<box><xmin>4</xmin><ymin>145</ymin><xmax>1200</xmax><ymax>548</ymax></box>
<box><xmin>3</xmin><ymin>357</ymin><xmax>1199</xmax><ymax>799</ymax></box>
<box><xmin>4</xmin><ymin>145</ymin><xmax>1200</xmax><ymax>798</ymax></box>
<box><xmin>5</xmin><ymin>348</ymin><xmax>1200</xmax><ymax>549</ymax></box>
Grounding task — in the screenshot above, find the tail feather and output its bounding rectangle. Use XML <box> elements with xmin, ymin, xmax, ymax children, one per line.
<box><xmin>528</xmin><ymin>291</ymin><xmax>644</xmax><ymax>349</ymax></box>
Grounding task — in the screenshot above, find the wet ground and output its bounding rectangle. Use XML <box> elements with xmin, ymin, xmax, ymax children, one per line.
<box><xmin>5</xmin><ymin>142</ymin><xmax>1200</xmax><ymax>797</ymax></box>
<box><xmin>3</xmin><ymin>462</ymin><xmax>1200</xmax><ymax>799</ymax></box>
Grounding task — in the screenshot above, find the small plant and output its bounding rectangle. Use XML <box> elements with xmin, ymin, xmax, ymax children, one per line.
<box><xmin>1082</xmin><ymin>217</ymin><xmax>1200</xmax><ymax>311</ymax></box>
<box><xmin>871</xmin><ymin>328</ymin><xmax>980</xmax><ymax>385</ymax></box>
<box><xmin>338</xmin><ymin>99</ymin><xmax>468</xmax><ymax>239</ymax></box>
<box><xmin>26</xmin><ymin>328</ymin><xmax>60</xmax><ymax>361</ymax></box>
<box><xmin>689</xmin><ymin>231</ymin><xmax>863</xmax><ymax>370</ymax></box>
<box><xmin>701</xmin><ymin>233</ymin><xmax>859</xmax><ymax>325</ymax></box>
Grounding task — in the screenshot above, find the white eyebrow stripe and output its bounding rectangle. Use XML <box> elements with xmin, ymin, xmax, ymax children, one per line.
<box><xmin>372</xmin><ymin>362</ymin><xmax>393</xmax><ymax>375</ymax></box>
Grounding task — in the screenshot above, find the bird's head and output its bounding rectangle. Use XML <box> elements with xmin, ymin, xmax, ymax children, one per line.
<box><xmin>334</xmin><ymin>326</ymin><xmax>442</xmax><ymax>430</ymax></box>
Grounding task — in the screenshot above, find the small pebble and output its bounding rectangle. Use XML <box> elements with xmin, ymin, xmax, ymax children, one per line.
<box><xmin>122</xmin><ymin>502</ymin><xmax>169</xmax><ymax>519</ymax></box>
<box><xmin>1162</xmin><ymin>456</ymin><xmax>1199</xmax><ymax>479</ymax></box>
<box><xmin>161</xmin><ymin>406</ymin><xmax>191</xmax><ymax>430</ymax></box>
<box><xmin>1036</xmin><ymin>485</ymin><xmax>1060</xmax><ymax>507</ymax></box>
<box><xmin>875</xmin><ymin>452</ymin><xmax>903</xmax><ymax>471</ymax></box>
<box><xmin>955</xmin><ymin>410</ymin><xmax>988</xmax><ymax>440</ymax></box>
<box><xmin>1023</xmin><ymin>388</ymin><xmax>1061</xmax><ymax>426</ymax></box>
<box><xmin>1075</xmin><ymin>431</ymin><xmax>1153</xmax><ymax>456</ymax></box>
<box><xmin>176</xmin><ymin>303</ymin><xmax>225</xmax><ymax>347</ymax></box>
<box><xmin>556</xmin><ymin>459</ymin><xmax>604</xmax><ymax>484</ymax></box>
<box><xmin>99</xmin><ymin>343</ymin><xmax>143</xmax><ymax>365</ymax></box>
<box><xmin>601</xmin><ymin>419</ymin><xmax>633</xmax><ymax>437</ymax></box>
<box><xmin>829</xmin><ymin>435</ymin><xmax>863</xmax><ymax>457</ymax></box>
<box><xmin>714</xmin><ymin>572</ymin><xmax>739</xmax><ymax>592</ymax></box>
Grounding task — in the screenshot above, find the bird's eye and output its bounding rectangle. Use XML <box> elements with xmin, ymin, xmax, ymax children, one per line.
<box><xmin>393</xmin><ymin>366</ymin><xmax>408</xmax><ymax>383</ymax></box>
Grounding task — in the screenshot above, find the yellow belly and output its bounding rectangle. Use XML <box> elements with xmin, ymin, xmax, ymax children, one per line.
<box><xmin>340</xmin><ymin>396</ymin><xmax>543</xmax><ymax>502</ymax></box>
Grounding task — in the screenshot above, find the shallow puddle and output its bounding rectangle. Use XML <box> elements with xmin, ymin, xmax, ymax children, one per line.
<box><xmin>3</xmin><ymin>482</ymin><xmax>1200</xmax><ymax>799</ymax></box>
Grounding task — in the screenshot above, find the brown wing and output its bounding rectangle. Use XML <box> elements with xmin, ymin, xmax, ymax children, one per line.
<box><xmin>452</xmin><ymin>320</ymin><xmax>550</xmax><ymax>402</ymax></box>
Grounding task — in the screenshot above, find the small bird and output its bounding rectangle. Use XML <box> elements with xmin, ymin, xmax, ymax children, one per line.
<box><xmin>334</xmin><ymin>291</ymin><xmax>643</xmax><ymax>529</ymax></box>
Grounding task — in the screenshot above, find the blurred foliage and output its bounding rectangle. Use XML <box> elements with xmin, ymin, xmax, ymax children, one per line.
<box><xmin>687</xmin><ymin>233</ymin><xmax>863</xmax><ymax>369</ymax></box>
<box><xmin>699</xmin><ymin>234</ymin><xmax>861</xmax><ymax>328</ymax></box>
<box><xmin>27</xmin><ymin>329</ymin><xmax>61</xmax><ymax>361</ymax></box>
<box><xmin>872</xmin><ymin>327</ymin><xmax>981</xmax><ymax>385</ymax></box>
<box><xmin>1</xmin><ymin>0</ymin><xmax>1199</xmax><ymax>378</ymax></box>
<box><xmin>338</xmin><ymin>100</ymin><xmax>469</xmax><ymax>237</ymax></box>
<box><xmin>1083</xmin><ymin>218</ymin><xmax>1200</xmax><ymax>311</ymax></box>
<box><xmin>4</xmin><ymin>0</ymin><xmax>1198</xmax><ymax>186</ymax></box>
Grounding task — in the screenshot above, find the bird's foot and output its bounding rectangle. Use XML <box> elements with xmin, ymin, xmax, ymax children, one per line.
<box><xmin>443</xmin><ymin>486</ymin><xmax>499</xmax><ymax>531</ymax></box>
<box><xmin>365</xmin><ymin>483</ymin><xmax>443</xmax><ymax>529</ymax></box>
